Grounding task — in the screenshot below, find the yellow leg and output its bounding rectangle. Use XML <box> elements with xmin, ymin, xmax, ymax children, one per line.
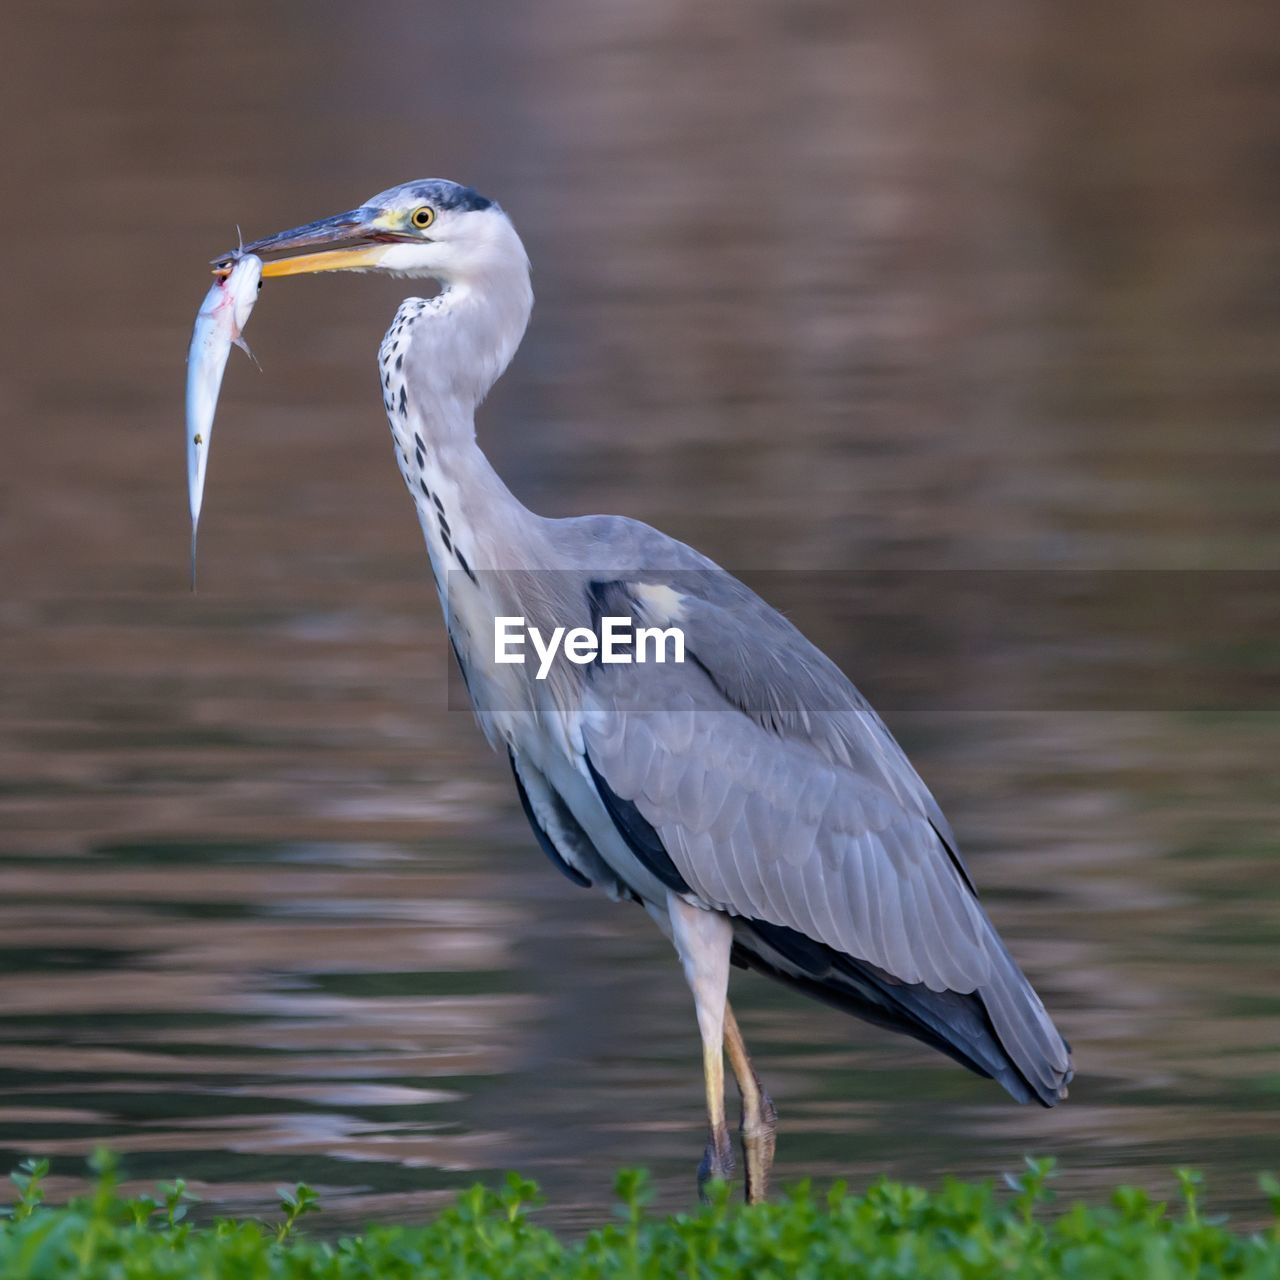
<box><xmin>697</xmin><ymin>1028</ymin><xmax>734</xmax><ymax>1195</ymax></box>
<box><xmin>724</xmin><ymin>1003</ymin><xmax>777</xmax><ymax>1204</ymax></box>
<box><xmin>668</xmin><ymin>896</ymin><xmax>734</xmax><ymax>1197</ymax></box>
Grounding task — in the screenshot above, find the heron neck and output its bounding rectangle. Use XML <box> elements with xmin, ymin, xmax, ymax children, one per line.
<box><xmin>419</xmin><ymin>263</ymin><xmax>533</xmax><ymax>414</ymax></box>
<box><xmin>427</xmin><ymin>428</ymin><xmax>548</xmax><ymax>570</ymax></box>
<box><xmin>384</xmin><ymin>277</ymin><xmax>548</xmax><ymax>577</ymax></box>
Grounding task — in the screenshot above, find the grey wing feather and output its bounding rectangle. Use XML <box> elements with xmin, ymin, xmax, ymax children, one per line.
<box><xmin>511</xmin><ymin>751</ymin><xmax>632</xmax><ymax>897</ymax></box>
<box><xmin>584</xmin><ymin>666</ymin><xmax>989</xmax><ymax>992</ymax></box>
<box><xmin>569</xmin><ymin>549</ymin><xmax>1071</xmax><ymax>1103</ymax></box>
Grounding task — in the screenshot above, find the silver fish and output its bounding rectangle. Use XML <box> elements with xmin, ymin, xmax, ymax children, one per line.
<box><xmin>186</xmin><ymin>252</ymin><xmax>262</xmax><ymax>588</ymax></box>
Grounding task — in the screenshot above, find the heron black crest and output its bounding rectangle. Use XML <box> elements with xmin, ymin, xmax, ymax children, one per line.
<box><xmin>401</xmin><ymin>179</ymin><xmax>495</xmax><ymax>213</ymax></box>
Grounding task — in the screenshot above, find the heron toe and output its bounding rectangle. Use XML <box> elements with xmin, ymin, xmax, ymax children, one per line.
<box><xmin>697</xmin><ymin>1124</ymin><xmax>735</xmax><ymax>1200</ymax></box>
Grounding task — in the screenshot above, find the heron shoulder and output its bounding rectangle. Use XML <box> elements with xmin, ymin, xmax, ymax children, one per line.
<box><xmin>549</xmin><ymin>513</ymin><xmax>719</xmax><ymax>575</ymax></box>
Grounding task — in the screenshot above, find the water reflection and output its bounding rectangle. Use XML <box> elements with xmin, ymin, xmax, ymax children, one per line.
<box><xmin>1</xmin><ymin>0</ymin><xmax>1278</xmax><ymax>1234</ymax></box>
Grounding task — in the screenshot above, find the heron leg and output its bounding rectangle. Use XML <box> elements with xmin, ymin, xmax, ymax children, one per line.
<box><xmin>667</xmin><ymin>895</ymin><xmax>735</xmax><ymax>1198</ymax></box>
<box><xmin>723</xmin><ymin>1003</ymin><xmax>777</xmax><ymax>1205</ymax></box>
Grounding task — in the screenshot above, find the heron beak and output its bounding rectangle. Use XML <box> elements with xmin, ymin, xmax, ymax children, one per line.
<box><xmin>224</xmin><ymin>207</ymin><xmax>400</xmax><ymax>277</ymax></box>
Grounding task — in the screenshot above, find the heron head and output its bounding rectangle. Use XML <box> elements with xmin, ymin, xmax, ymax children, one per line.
<box><xmin>232</xmin><ymin>179</ymin><xmax>525</xmax><ymax>285</ymax></box>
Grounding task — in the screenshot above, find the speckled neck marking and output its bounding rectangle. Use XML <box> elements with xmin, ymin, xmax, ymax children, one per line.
<box><xmin>378</xmin><ymin>298</ymin><xmax>479</xmax><ymax>588</ymax></box>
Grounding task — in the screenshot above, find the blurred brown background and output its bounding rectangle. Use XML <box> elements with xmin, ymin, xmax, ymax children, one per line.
<box><xmin>0</xmin><ymin>0</ymin><xmax>1277</xmax><ymax>1230</ymax></box>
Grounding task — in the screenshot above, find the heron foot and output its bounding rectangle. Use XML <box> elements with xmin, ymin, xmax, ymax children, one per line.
<box><xmin>696</xmin><ymin>1123</ymin><xmax>735</xmax><ymax>1201</ymax></box>
<box><xmin>740</xmin><ymin>1087</ymin><xmax>777</xmax><ymax>1205</ymax></box>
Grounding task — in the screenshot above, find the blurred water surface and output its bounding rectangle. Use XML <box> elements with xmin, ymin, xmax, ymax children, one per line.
<box><xmin>1</xmin><ymin>0</ymin><xmax>1278</xmax><ymax>1232</ymax></box>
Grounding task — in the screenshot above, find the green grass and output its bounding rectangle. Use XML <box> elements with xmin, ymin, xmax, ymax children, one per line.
<box><xmin>2</xmin><ymin>1154</ymin><xmax>1279</xmax><ymax>1278</ymax></box>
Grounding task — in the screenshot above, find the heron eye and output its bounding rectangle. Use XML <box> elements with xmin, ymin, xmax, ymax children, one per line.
<box><xmin>410</xmin><ymin>206</ymin><xmax>436</xmax><ymax>230</ymax></box>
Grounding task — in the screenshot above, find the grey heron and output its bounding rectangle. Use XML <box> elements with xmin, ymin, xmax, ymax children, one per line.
<box><xmin>232</xmin><ymin>179</ymin><xmax>1073</xmax><ymax>1204</ymax></box>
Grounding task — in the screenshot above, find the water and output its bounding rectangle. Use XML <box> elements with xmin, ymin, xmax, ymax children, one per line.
<box><xmin>1</xmin><ymin>0</ymin><xmax>1278</xmax><ymax>1233</ymax></box>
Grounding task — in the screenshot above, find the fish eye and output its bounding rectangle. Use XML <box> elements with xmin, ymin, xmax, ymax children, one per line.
<box><xmin>410</xmin><ymin>206</ymin><xmax>436</xmax><ymax>230</ymax></box>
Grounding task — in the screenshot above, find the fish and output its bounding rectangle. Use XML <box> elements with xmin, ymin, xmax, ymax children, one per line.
<box><xmin>186</xmin><ymin>251</ymin><xmax>263</xmax><ymax>589</ymax></box>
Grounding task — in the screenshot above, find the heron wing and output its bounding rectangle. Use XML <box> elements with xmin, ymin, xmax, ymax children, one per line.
<box><xmin>576</xmin><ymin>571</ymin><xmax>1070</xmax><ymax>1101</ymax></box>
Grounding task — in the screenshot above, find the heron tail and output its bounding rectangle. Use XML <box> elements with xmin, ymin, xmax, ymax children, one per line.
<box><xmin>735</xmin><ymin>917</ymin><xmax>1072</xmax><ymax>1107</ymax></box>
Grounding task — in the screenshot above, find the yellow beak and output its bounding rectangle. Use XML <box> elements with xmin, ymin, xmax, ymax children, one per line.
<box><xmin>259</xmin><ymin>245</ymin><xmax>391</xmax><ymax>278</ymax></box>
<box><xmin>222</xmin><ymin>206</ymin><xmax>402</xmax><ymax>278</ymax></box>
